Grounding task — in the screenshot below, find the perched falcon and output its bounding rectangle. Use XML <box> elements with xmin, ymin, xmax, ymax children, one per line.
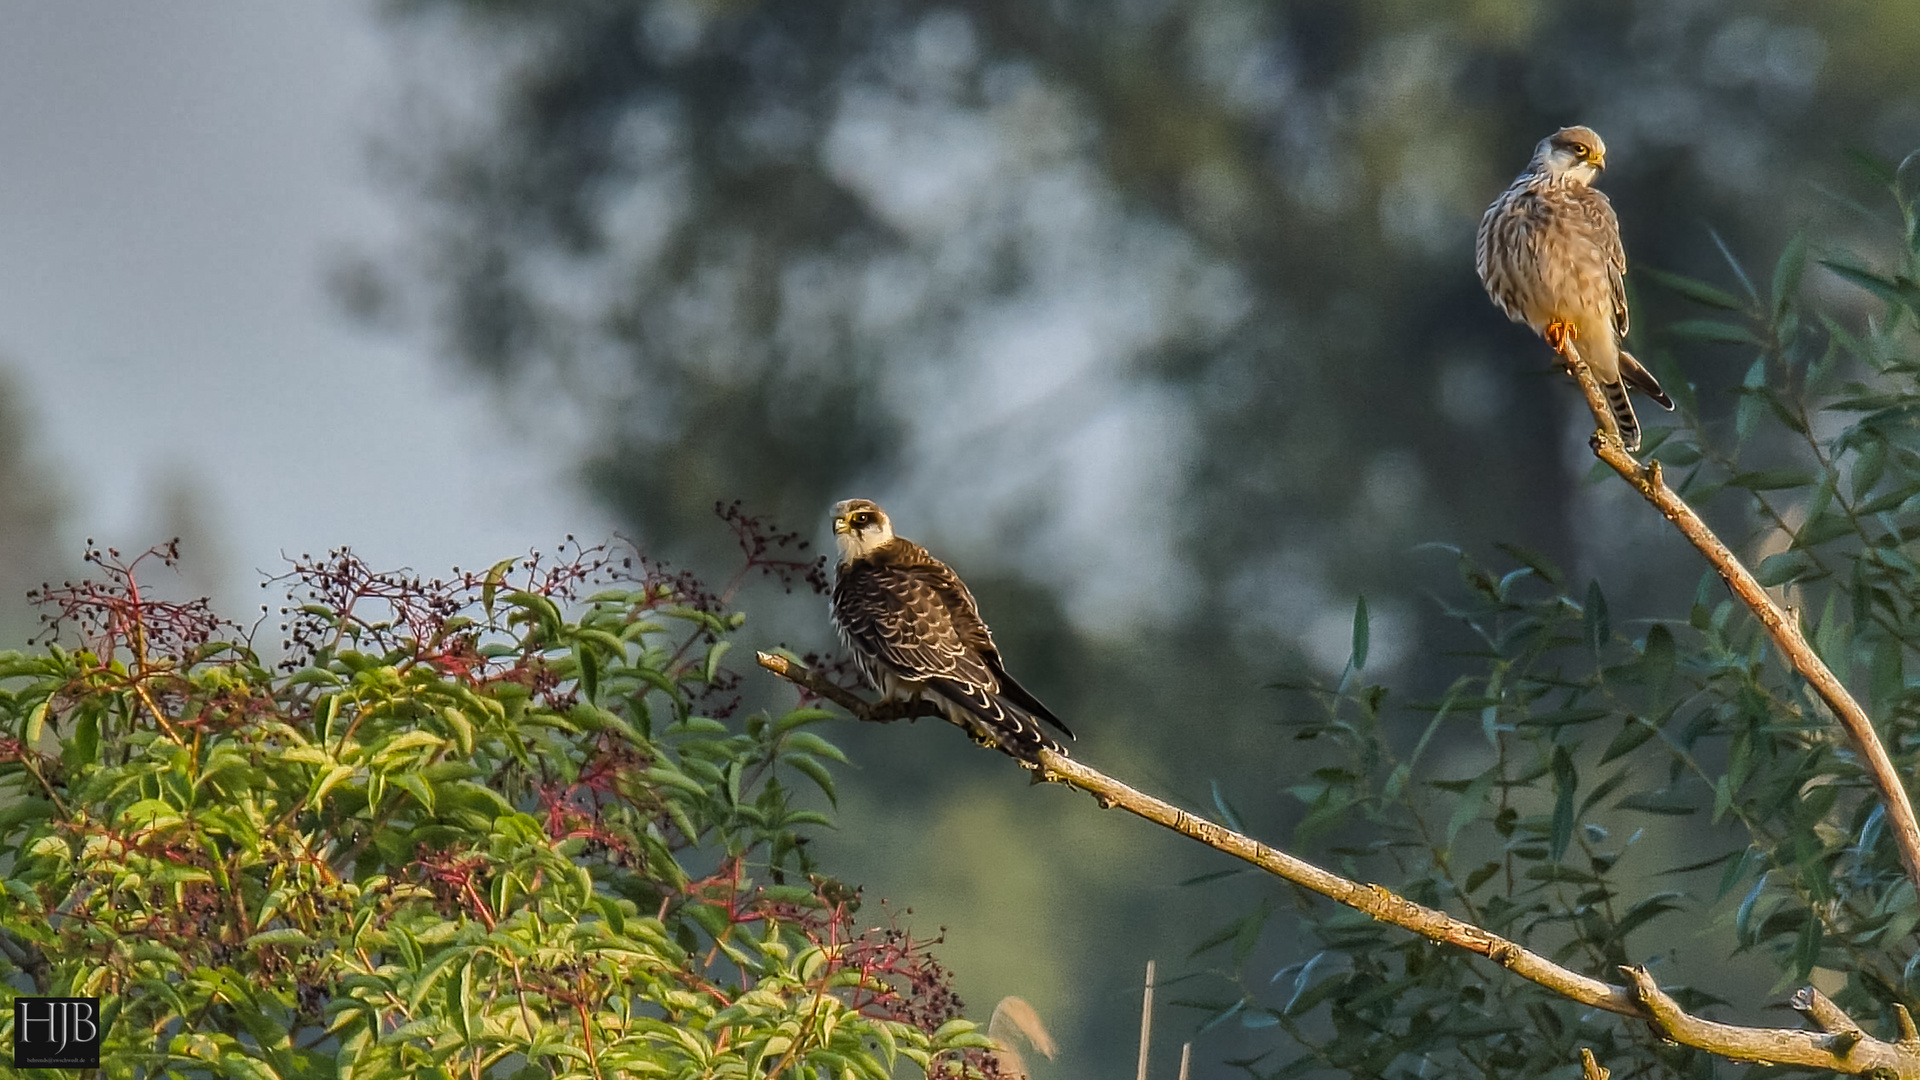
<box><xmin>1477</xmin><ymin>125</ymin><xmax>1672</xmax><ymax>452</ymax></box>
<box><xmin>828</xmin><ymin>498</ymin><xmax>1074</xmax><ymax>761</ymax></box>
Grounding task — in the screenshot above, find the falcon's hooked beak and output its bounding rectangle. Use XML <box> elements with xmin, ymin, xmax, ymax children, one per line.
<box><xmin>832</xmin><ymin>516</ymin><xmax>851</xmax><ymax>535</ymax></box>
<box><xmin>1588</xmin><ymin>152</ymin><xmax>1606</xmax><ymax>172</ymax></box>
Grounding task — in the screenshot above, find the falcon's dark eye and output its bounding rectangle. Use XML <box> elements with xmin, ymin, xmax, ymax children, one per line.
<box><xmin>1569</xmin><ymin>143</ymin><xmax>1589</xmax><ymax>158</ymax></box>
<box><xmin>853</xmin><ymin>512</ymin><xmax>876</xmax><ymax>527</ymax></box>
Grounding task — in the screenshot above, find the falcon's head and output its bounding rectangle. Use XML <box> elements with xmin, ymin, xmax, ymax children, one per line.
<box><xmin>1532</xmin><ymin>126</ymin><xmax>1607</xmax><ymax>185</ymax></box>
<box><xmin>831</xmin><ymin>498</ymin><xmax>895</xmax><ymax>562</ymax></box>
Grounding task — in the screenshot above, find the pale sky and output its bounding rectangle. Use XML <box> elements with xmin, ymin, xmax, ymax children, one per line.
<box><xmin>0</xmin><ymin>2</ymin><xmax>613</xmax><ymax>610</ymax></box>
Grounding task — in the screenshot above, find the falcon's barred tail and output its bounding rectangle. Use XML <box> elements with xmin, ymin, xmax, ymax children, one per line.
<box><xmin>1619</xmin><ymin>350</ymin><xmax>1674</xmax><ymax>410</ymax></box>
<box><xmin>1603</xmin><ymin>378</ymin><xmax>1643</xmax><ymax>453</ymax></box>
<box><xmin>923</xmin><ymin>676</ymin><xmax>1066</xmax><ymax>760</ymax></box>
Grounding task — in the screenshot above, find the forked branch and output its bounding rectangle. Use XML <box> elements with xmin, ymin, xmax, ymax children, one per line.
<box><xmin>1555</xmin><ymin>338</ymin><xmax>1920</xmax><ymax>898</ymax></box>
<box><xmin>754</xmin><ymin>651</ymin><xmax>1920</xmax><ymax>1076</ymax></box>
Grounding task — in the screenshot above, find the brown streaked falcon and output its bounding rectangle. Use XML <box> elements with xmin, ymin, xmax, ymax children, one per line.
<box><xmin>828</xmin><ymin>498</ymin><xmax>1074</xmax><ymax>761</ymax></box>
<box><xmin>1476</xmin><ymin>125</ymin><xmax>1673</xmax><ymax>452</ymax></box>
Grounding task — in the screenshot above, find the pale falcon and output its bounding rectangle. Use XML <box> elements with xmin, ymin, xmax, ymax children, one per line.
<box><xmin>1477</xmin><ymin>125</ymin><xmax>1672</xmax><ymax>451</ymax></box>
<box><xmin>828</xmin><ymin>499</ymin><xmax>1074</xmax><ymax>761</ymax></box>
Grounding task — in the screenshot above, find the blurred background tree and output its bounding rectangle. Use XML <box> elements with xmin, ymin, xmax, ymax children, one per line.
<box><xmin>358</xmin><ymin>1</ymin><xmax>1920</xmax><ymax>1074</ymax></box>
<box><xmin>0</xmin><ymin>367</ymin><xmax>67</xmax><ymax>646</ymax></box>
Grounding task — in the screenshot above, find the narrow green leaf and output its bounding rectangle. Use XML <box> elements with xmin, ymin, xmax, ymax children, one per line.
<box><xmin>1583</xmin><ymin>580</ymin><xmax>1609</xmax><ymax>654</ymax></box>
<box><xmin>24</xmin><ymin>701</ymin><xmax>46</xmax><ymax>748</ymax></box>
<box><xmin>1233</xmin><ymin>897</ymin><xmax>1272</xmax><ymax>965</ymax></box>
<box><xmin>1350</xmin><ymin>594</ymin><xmax>1369</xmax><ymax>672</ymax></box>
<box><xmin>1464</xmin><ymin>862</ymin><xmax>1501</xmax><ymax>893</ymax></box>
<box><xmin>1641</xmin><ymin>267</ymin><xmax>1746</xmax><ymax>311</ymax></box>
<box><xmin>1211</xmin><ymin>780</ymin><xmax>1248</xmax><ymax>834</ymax></box>
<box><xmin>1727</xmin><ymin>469</ymin><xmax>1814</xmax><ymax>491</ymax></box>
<box><xmin>1710</xmin><ymin>226</ymin><xmax>1758</xmax><ymax>302</ymax></box>
<box><xmin>1755</xmin><ymin>551</ymin><xmax>1814</xmax><ymax>587</ymax></box>
<box><xmin>1642</xmin><ymin>624</ymin><xmax>1676</xmax><ymax>697</ymax></box>
<box><xmin>574</xmin><ymin>642</ymin><xmax>600</xmax><ymax>702</ymax></box>
<box><xmin>480</xmin><ymin>557</ymin><xmax>515</xmax><ymax>620</ymax></box>
<box><xmin>1448</xmin><ymin>769</ymin><xmax>1495</xmax><ymax>845</ymax></box>
<box><xmin>1612</xmin><ymin>892</ymin><xmax>1686</xmax><ymax>942</ymax></box>
<box><xmin>1716</xmin><ymin>850</ymin><xmax>1756</xmax><ymax>902</ymax></box>
<box><xmin>1600</xmin><ymin>716</ymin><xmax>1655</xmax><ymax>764</ymax></box>
<box><xmin>1843</xmin><ymin>147</ymin><xmax>1898</xmax><ymax>187</ymax></box>
<box><xmin>1549</xmin><ymin>746</ymin><xmax>1577</xmax><ymax>862</ymax></box>
<box><xmin>1179</xmin><ymin>868</ymin><xmax>1249</xmax><ymax>887</ymax></box>
<box><xmin>1853</xmin><ymin>437</ymin><xmax>1887</xmax><ymax>500</ymax></box>
<box><xmin>1735</xmin><ymin>874</ymin><xmax>1769</xmax><ymax>942</ymax></box>
<box><xmin>1617</xmin><ymin>792</ymin><xmax>1697</xmax><ymax>816</ymax></box>
<box><xmin>1771</xmin><ymin>230</ymin><xmax>1808</xmax><ymax>317</ymax></box>
<box><xmin>1793</xmin><ymin>913</ymin><xmax>1822</xmax><ymax>979</ymax></box>
<box><xmin>1669</xmin><ymin>319</ymin><xmax>1761</xmax><ymax>345</ymax></box>
<box><xmin>784</xmin><ymin>753</ymin><xmax>838</xmax><ymax>808</ymax></box>
<box><xmin>1822</xmin><ymin>260</ymin><xmax>1920</xmax><ymax>316</ymax></box>
<box><xmin>1873</xmin><ymin>636</ymin><xmax>1904</xmax><ymax>713</ymax></box>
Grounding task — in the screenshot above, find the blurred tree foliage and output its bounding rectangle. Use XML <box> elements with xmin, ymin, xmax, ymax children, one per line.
<box><xmin>362</xmin><ymin>0</ymin><xmax>1920</xmax><ymax>1073</ymax></box>
<box><xmin>0</xmin><ymin>537</ymin><xmax>999</xmax><ymax>1078</ymax></box>
<box><xmin>0</xmin><ymin>367</ymin><xmax>65</xmax><ymax>646</ymax></box>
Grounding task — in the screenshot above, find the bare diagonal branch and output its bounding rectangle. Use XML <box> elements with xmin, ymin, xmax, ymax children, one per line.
<box><xmin>1554</xmin><ymin>338</ymin><xmax>1920</xmax><ymax>898</ymax></box>
<box><xmin>755</xmin><ymin>651</ymin><xmax>1920</xmax><ymax>1075</ymax></box>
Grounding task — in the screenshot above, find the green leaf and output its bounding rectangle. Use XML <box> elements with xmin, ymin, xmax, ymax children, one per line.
<box><xmin>1234</xmin><ymin>897</ymin><xmax>1272</xmax><ymax>965</ymax></box>
<box><xmin>1612</xmin><ymin>892</ymin><xmax>1686</xmax><ymax>943</ymax></box>
<box><xmin>1727</xmin><ymin>469</ymin><xmax>1813</xmax><ymax>491</ymax></box>
<box><xmin>1710</xmin><ymin>227</ymin><xmax>1759</xmax><ymax>302</ymax></box>
<box><xmin>1873</xmin><ymin>636</ymin><xmax>1904</xmax><ymax>713</ymax></box>
<box><xmin>1464</xmin><ymin>862</ymin><xmax>1501</xmax><ymax>893</ymax></box>
<box><xmin>1179</xmin><ymin>868</ymin><xmax>1249</xmax><ymax>887</ymax></box>
<box><xmin>1669</xmin><ymin>319</ymin><xmax>1761</xmax><ymax>345</ymax></box>
<box><xmin>1795</xmin><ymin>510</ymin><xmax>1852</xmax><ymax>550</ymax></box>
<box><xmin>1549</xmin><ymin>746</ymin><xmax>1577</xmax><ymax>862</ymax></box>
<box><xmin>1771</xmin><ymin>230</ymin><xmax>1808</xmax><ymax>317</ymax></box>
<box><xmin>1448</xmin><ymin>770</ymin><xmax>1495</xmax><ymax>845</ymax></box>
<box><xmin>1583</xmin><ymin>580</ymin><xmax>1609</xmax><ymax>654</ymax></box>
<box><xmin>1641</xmin><ymin>267</ymin><xmax>1747</xmax><ymax>311</ymax></box>
<box><xmin>1617</xmin><ymin>792</ymin><xmax>1697</xmax><ymax>816</ymax></box>
<box><xmin>1642</xmin><ymin>624</ymin><xmax>1676</xmax><ymax>697</ymax></box>
<box><xmin>1821</xmin><ymin>260</ymin><xmax>1920</xmax><ymax>316</ymax></box>
<box><xmin>1600</xmin><ymin>716</ymin><xmax>1655</xmax><ymax>764</ymax></box>
<box><xmin>23</xmin><ymin>700</ymin><xmax>46</xmax><ymax>747</ymax></box>
<box><xmin>1211</xmin><ymin>780</ymin><xmax>1248</xmax><ymax>833</ymax></box>
<box><xmin>1755</xmin><ymin>551</ymin><xmax>1815</xmax><ymax>587</ymax></box>
<box><xmin>480</xmin><ymin>557</ymin><xmax>515</xmax><ymax>619</ymax></box>
<box><xmin>1492</xmin><ymin>541</ymin><xmax>1564</xmax><ymax>588</ymax></box>
<box><xmin>71</xmin><ymin>709</ymin><xmax>99</xmax><ymax>766</ymax></box>
<box><xmin>1792</xmin><ymin>912</ymin><xmax>1822</xmax><ymax>979</ymax></box>
<box><xmin>574</xmin><ymin>641</ymin><xmax>600</xmax><ymax>702</ymax></box>
<box><xmin>1720</xmin><ymin>845</ymin><xmax>1758</xmax><ymax>895</ymax></box>
<box><xmin>784</xmin><ymin>753</ymin><xmax>838</xmax><ymax>807</ymax></box>
<box><xmin>1350</xmin><ymin>594</ymin><xmax>1369</xmax><ymax>672</ymax></box>
<box><xmin>1843</xmin><ymin>146</ymin><xmax>1899</xmax><ymax>187</ymax></box>
<box><xmin>1852</xmin><ymin>437</ymin><xmax>1887</xmax><ymax>500</ymax></box>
